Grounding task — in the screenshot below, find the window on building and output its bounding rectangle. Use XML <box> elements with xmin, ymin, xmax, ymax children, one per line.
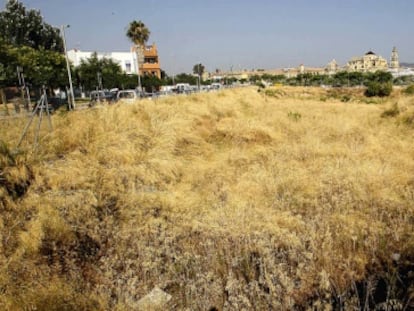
<box><xmin>144</xmin><ymin>57</ymin><xmax>157</xmax><ymax>64</ymax></box>
<box><xmin>125</xmin><ymin>61</ymin><xmax>131</xmax><ymax>73</ymax></box>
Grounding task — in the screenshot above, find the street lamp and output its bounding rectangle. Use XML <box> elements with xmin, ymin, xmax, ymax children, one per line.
<box><xmin>61</xmin><ymin>25</ymin><xmax>76</xmax><ymax>110</ymax></box>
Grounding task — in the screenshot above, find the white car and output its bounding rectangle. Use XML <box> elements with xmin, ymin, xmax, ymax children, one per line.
<box><xmin>117</xmin><ymin>90</ymin><xmax>141</xmax><ymax>103</ymax></box>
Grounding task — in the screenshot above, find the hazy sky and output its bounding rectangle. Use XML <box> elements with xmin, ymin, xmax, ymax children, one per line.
<box><xmin>4</xmin><ymin>0</ymin><xmax>414</xmax><ymax>74</ymax></box>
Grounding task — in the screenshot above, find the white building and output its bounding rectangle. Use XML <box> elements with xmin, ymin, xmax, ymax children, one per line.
<box><xmin>67</xmin><ymin>49</ymin><xmax>138</xmax><ymax>74</ymax></box>
<box><xmin>389</xmin><ymin>67</ymin><xmax>414</xmax><ymax>78</ymax></box>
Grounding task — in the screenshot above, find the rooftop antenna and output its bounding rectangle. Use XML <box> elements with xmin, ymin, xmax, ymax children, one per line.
<box><xmin>17</xmin><ymin>85</ymin><xmax>53</xmax><ymax>149</ymax></box>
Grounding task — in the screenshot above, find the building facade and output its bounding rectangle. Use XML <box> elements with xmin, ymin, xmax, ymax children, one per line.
<box><xmin>132</xmin><ymin>44</ymin><xmax>161</xmax><ymax>79</ymax></box>
<box><xmin>346</xmin><ymin>51</ymin><xmax>388</xmax><ymax>72</ymax></box>
<box><xmin>67</xmin><ymin>43</ymin><xmax>161</xmax><ymax>78</ymax></box>
<box><xmin>67</xmin><ymin>49</ymin><xmax>137</xmax><ymax>74</ymax></box>
<box><xmin>325</xmin><ymin>59</ymin><xmax>339</xmax><ymax>75</ymax></box>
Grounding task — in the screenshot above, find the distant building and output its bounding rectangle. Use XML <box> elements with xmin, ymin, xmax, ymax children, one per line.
<box><xmin>67</xmin><ymin>43</ymin><xmax>161</xmax><ymax>78</ymax></box>
<box><xmin>325</xmin><ymin>59</ymin><xmax>339</xmax><ymax>75</ymax></box>
<box><xmin>346</xmin><ymin>51</ymin><xmax>388</xmax><ymax>72</ymax></box>
<box><xmin>67</xmin><ymin>49</ymin><xmax>137</xmax><ymax>74</ymax></box>
<box><xmin>389</xmin><ymin>46</ymin><xmax>400</xmax><ymax>70</ymax></box>
<box><xmin>299</xmin><ymin>64</ymin><xmax>305</xmax><ymax>74</ymax></box>
<box><xmin>132</xmin><ymin>44</ymin><xmax>161</xmax><ymax>79</ymax></box>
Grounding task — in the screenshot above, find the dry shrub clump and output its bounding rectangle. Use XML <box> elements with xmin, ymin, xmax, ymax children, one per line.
<box><xmin>0</xmin><ymin>87</ymin><xmax>413</xmax><ymax>310</ymax></box>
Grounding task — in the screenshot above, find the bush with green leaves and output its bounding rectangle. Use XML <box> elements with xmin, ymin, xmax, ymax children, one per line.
<box><xmin>364</xmin><ymin>82</ymin><xmax>392</xmax><ymax>97</ymax></box>
<box><xmin>403</xmin><ymin>84</ymin><xmax>414</xmax><ymax>95</ymax></box>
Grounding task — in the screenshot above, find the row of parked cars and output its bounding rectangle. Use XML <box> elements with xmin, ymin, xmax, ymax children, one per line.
<box><xmin>89</xmin><ymin>89</ymin><xmax>146</xmax><ymax>105</ymax></box>
<box><xmin>89</xmin><ymin>83</ymin><xmax>224</xmax><ymax>106</ymax></box>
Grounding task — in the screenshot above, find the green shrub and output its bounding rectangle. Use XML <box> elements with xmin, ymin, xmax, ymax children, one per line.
<box><xmin>364</xmin><ymin>82</ymin><xmax>392</xmax><ymax>97</ymax></box>
<box><xmin>341</xmin><ymin>95</ymin><xmax>351</xmax><ymax>102</ymax></box>
<box><xmin>403</xmin><ymin>84</ymin><xmax>414</xmax><ymax>95</ymax></box>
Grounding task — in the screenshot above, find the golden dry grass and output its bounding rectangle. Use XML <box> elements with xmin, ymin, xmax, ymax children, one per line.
<box><xmin>1</xmin><ymin>86</ymin><xmax>414</xmax><ymax>310</ymax></box>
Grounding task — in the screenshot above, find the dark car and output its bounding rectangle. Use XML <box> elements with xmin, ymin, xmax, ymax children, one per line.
<box><xmin>89</xmin><ymin>90</ymin><xmax>116</xmax><ymax>106</ymax></box>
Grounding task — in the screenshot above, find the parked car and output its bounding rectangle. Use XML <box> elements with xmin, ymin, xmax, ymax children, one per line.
<box><xmin>174</xmin><ymin>83</ymin><xmax>192</xmax><ymax>94</ymax></box>
<box><xmin>89</xmin><ymin>90</ymin><xmax>115</xmax><ymax>106</ymax></box>
<box><xmin>210</xmin><ymin>83</ymin><xmax>222</xmax><ymax>90</ymax></box>
<box><xmin>117</xmin><ymin>89</ymin><xmax>141</xmax><ymax>103</ymax></box>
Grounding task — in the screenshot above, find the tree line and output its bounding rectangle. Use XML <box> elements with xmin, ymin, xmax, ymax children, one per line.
<box><xmin>249</xmin><ymin>70</ymin><xmax>414</xmax><ymax>88</ymax></box>
<box><xmin>0</xmin><ymin>0</ymin><xmax>66</xmax><ymax>96</ymax></box>
<box><xmin>1</xmin><ymin>0</ymin><xmax>413</xmax><ymax>101</ymax></box>
<box><xmin>0</xmin><ymin>1</ymin><xmax>206</xmax><ymax>98</ymax></box>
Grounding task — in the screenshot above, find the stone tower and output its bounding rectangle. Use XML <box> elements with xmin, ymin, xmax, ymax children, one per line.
<box><xmin>390</xmin><ymin>46</ymin><xmax>399</xmax><ymax>69</ymax></box>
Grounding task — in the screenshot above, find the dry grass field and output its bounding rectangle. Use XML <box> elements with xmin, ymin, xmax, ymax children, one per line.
<box><xmin>1</xmin><ymin>86</ymin><xmax>414</xmax><ymax>310</ymax></box>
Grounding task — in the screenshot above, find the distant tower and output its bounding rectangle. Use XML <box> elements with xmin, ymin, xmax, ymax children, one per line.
<box><xmin>326</xmin><ymin>59</ymin><xmax>338</xmax><ymax>75</ymax></box>
<box><xmin>390</xmin><ymin>46</ymin><xmax>399</xmax><ymax>69</ymax></box>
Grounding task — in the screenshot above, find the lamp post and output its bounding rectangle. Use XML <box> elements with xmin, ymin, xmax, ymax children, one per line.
<box><xmin>61</xmin><ymin>25</ymin><xmax>76</xmax><ymax>110</ymax></box>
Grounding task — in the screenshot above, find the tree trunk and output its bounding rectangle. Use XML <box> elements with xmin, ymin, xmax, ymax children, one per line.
<box><xmin>135</xmin><ymin>44</ymin><xmax>145</xmax><ymax>93</ymax></box>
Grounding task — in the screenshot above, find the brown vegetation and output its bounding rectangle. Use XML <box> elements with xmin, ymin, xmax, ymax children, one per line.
<box><xmin>1</xmin><ymin>87</ymin><xmax>413</xmax><ymax>310</ymax></box>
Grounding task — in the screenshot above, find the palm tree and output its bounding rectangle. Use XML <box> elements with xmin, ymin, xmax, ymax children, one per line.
<box><xmin>126</xmin><ymin>20</ymin><xmax>150</xmax><ymax>92</ymax></box>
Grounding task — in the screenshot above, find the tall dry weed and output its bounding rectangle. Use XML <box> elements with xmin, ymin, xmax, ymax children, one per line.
<box><xmin>0</xmin><ymin>87</ymin><xmax>413</xmax><ymax>310</ymax></box>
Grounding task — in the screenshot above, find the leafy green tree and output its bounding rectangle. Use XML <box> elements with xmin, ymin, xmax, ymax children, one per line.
<box><xmin>0</xmin><ymin>0</ymin><xmax>63</xmax><ymax>52</ymax></box>
<box><xmin>192</xmin><ymin>63</ymin><xmax>205</xmax><ymax>76</ymax></box>
<box><xmin>249</xmin><ymin>75</ymin><xmax>261</xmax><ymax>83</ymax></box>
<box><xmin>0</xmin><ymin>62</ymin><xmax>6</xmax><ymax>107</ymax></box>
<box><xmin>0</xmin><ymin>36</ymin><xmax>66</xmax><ymax>90</ymax></box>
<box><xmin>346</xmin><ymin>72</ymin><xmax>363</xmax><ymax>86</ymax></box>
<box><xmin>394</xmin><ymin>75</ymin><xmax>414</xmax><ymax>86</ymax></box>
<box><xmin>159</xmin><ymin>70</ymin><xmax>174</xmax><ymax>86</ymax></box>
<box><xmin>174</xmin><ymin>73</ymin><xmax>198</xmax><ymax>85</ymax></box>
<box><xmin>126</xmin><ymin>20</ymin><xmax>150</xmax><ymax>90</ymax></box>
<box><xmin>5</xmin><ymin>45</ymin><xmax>66</xmax><ymax>89</ymax></box>
<box><xmin>126</xmin><ymin>20</ymin><xmax>150</xmax><ymax>47</ymax></box>
<box><xmin>142</xmin><ymin>75</ymin><xmax>162</xmax><ymax>92</ymax></box>
<box><xmin>0</xmin><ymin>0</ymin><xmax>67</xmax><ymax>101</ymax></box>
<box><xmin>118</xmin><ymin>74</ymin><xmax>139</xmax><ymax>90</ymax></box>
<box><xmin>333</xmin><ymin>71</ymin><xmax>350</xmax><ymax>87</ymax></box>
<box><xmin>0</xmin><ymin>38</ymin><xmax>13</xmax><ymax>86</ymax></box>
<box><xmin>75</xmin><ymin>53</ymin><xmax>124</xmax><ymax>91</ymax></box>
<box><xmin>373</xmin><ymin>71</ymin><xmax>393</xmax><ymax>84</ymax></box>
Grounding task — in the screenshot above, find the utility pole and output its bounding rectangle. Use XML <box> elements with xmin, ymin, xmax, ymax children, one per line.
<box><xmin>61</xmin><ymin>25</ymin><xmax>76</xmax><ymax>110</ymax></box>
